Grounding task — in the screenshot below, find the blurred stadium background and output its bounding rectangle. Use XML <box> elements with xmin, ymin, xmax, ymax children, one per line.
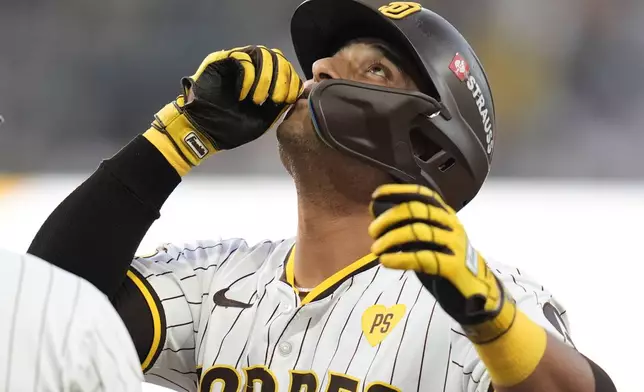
<box><xmin>1</xmin><ymin>0</ymin><xmax>642</xmax><ymax>391</ymax></box>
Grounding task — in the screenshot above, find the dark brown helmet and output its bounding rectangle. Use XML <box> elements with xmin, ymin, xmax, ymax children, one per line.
<box><xmin>291</xmin><ymin>0</ymin><xmax>496</xmax><ymax>210</ymax></box>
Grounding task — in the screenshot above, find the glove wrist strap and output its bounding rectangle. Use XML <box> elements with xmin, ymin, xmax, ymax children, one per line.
<box><xmin>143</xmin><ymin>96</ymin><xmax>216</xmax><ymax>176</ymax></box>
<box><xmin>470</xmin><ymin>308</ymin><xmax>547</xmax><ymax>387</ymax></box>
<box><xmin>460</xmin><ymin>276</ymin><xmax>547</xmax><ymax>387</ymax></box>
<box><xmin>462</xmin><ymin>293</ymin><xmax>516</xmax><ymax>344</ymax></box>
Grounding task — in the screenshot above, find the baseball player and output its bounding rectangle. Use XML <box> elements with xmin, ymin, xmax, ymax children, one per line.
<box><xmin>0</xmin><ymin>248</ymin><xmax>143</xmax><ymax>391</ymax></box>
<box><xmin>28</xmin><ymin>1</ymin><xmax>615</xmax><ymax>391</ymax></box>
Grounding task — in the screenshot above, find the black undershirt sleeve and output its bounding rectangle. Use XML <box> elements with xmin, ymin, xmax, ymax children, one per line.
<box><xmin>28</xmin><ymin>135</ymin><xmax>181</xmax><ymax>364</ymax></box>
<box><xmin>27</xmin><ymin>135</ymin><xmax>181</xmax><ymax>298</ymax></box>
<box><xmin>585</xmin><ymin>355</ymin><xmax>617</xmax><ymax>392</ymax></box>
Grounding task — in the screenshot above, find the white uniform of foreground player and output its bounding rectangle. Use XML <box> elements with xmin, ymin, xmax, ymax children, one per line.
<box><xmin>132</xmin><ymin>238</ymin><xmax>572</xmax><ymax>392</ymax></box>
<box><xmin>0</xmin><ymin>249</ymin><xmax>143</xmax><ymax>391</ymax></box>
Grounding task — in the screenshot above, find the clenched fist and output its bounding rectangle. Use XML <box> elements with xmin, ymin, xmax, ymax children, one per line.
<box><xmin>368</xmin><ymin>184</ymin><xmax>515</xmax><ymax>343</ymax></box>
<box><xmin>144</xmin><ymin>45</ymin><xmax>303</xmax><ymax>176</ymax></box>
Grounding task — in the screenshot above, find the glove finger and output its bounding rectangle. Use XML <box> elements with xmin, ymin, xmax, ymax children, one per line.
<box><xmin>190</xmin><ymin>46</ymin><xmax>251</xmax><ymax>82</ymax></box>
<box><xmin>286</xmin><ymin>63</ymin><xmax>304</xmax><ymax>104</ymax></box>
<box><xmin>371</xmin><ymin>184</ymin><xmax>451</xmax><ymax>215</ymax></box>
<box><xmin>270</xmin><ymin>49</ymin><xmax>291</xmax><ymax>104</ymax></box>
<box><xmin>370</xmin><ymin>222</ymin><xmax>454</xmax><ymax>257</ymax></box>
<box><xmin>188</xmin><ymin>52</ymin><xmax>221</xmax><ymax>82</ymax></box>
<box><xmin>248</xmin><ymin>46</ymin><xmax>275</xmax><ymax>105</ymax></box>
<box><xmin>449</xmin><ymin>271</ymin><xmax>495</xmax><ymax>306</ymax></box>
<box><xmin>228</xmin><ymin>51</ymin><xmax>255</xmax><ymax>101</ymax></box>
<box><xmin>380</xmin><ymin>251</ymin><xmax>440</xmax><ymax>274</ymax></box>
<box><xmin>368</xmin><ymin>200</ymin><xmax>455</xmax><ymax>239</ymax></box>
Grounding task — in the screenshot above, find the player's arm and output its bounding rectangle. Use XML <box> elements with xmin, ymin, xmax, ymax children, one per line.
<box><xmin>27</xmin><ymin>47</ymin><xmax>301</xmax><ymax>386</ymax></box>
<box><xmin>367</xmin><ymin>184</ymin><xmax>616</xmax><ymax>392</ymax></box>
<box><xmin>464</xmin><ymin>267</ymin><xmax>613</xmax><ymax>392</ymax></box>
<box><xmin>28</xmin><ymin>46</ymin><xmax>301</xmax><ymax>299</ymax></box>
<box><xmin>488</xmin><ymin>336</ymin><xmax>607</xmax><ymax>392</ymax></box>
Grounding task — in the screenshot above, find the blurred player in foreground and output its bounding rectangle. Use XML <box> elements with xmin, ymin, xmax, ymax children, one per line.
<box><xmin>0</xmin><ymin>251</ymin><xmax>143</xmax><ymax>391</ymax></box>
<box><xmin>28</xmin><ymin>1</ymin><xmax>614</xmax><ymax>391</ymax></box>
<box><xmin>0</xmin><ymin>123</ymin><xmax>142</xmax><ymax>391</ymax></box>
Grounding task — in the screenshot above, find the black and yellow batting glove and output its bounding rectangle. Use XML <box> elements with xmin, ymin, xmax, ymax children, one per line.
<box><xmin>368</xmin><ymin>184</ymin><xmax>516</xmax><ymax>344</ymax></box>
<box><xmin>144</xmin><ymin>45</ymin><xmax>303</xmax><ymax>176</ymax></box>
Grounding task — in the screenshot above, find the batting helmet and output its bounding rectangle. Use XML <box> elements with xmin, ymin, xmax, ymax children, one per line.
<box><xmin>291</xmin><ymin>0</ymin><xmax>495</xmax><ymax>210</ymax></box>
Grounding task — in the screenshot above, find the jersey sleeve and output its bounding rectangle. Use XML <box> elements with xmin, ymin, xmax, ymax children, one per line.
<box><xmin>123</xmin><ymin>238</ymin><xmax>273</xmax><ymax>391</ymax></box>
<box><xmin>447</xmin><ymin>261</ymin><xmax>574</xmax><ymax>392</ymax></box>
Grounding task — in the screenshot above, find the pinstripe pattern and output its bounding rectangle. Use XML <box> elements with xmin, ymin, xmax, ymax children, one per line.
<box><xmin>0</xmin><ymin>249</ymin><xmax>143</xmax><ymax>391</ymax></box>
<box><xmin>131</xmin><ymin>239</ymin><xmax>571</xmax><ymax>392</ymax></box>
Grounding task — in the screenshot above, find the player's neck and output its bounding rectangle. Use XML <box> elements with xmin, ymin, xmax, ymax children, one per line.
<box><xmin>292</xmin><ymin>197</ymin><xmax>374</xmax><ymax>290</ymax></box>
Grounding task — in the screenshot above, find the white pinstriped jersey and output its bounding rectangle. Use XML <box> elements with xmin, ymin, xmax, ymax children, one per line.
<box><xmin>131</xmin><ymin>238</ymin><xmax>572</xmax><ymax>392</ymax></box>
<box><xmin>0</xmin><ymin>249</ymin><xmax>143</xmax><ymax>392</ymax></box>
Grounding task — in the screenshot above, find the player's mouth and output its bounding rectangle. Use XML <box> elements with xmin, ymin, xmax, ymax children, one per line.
<box><xmin>283</xmin><ymin>83</ymin><xmax>313</xmax><ymax>120</ymax></box>
<box><xmin>299</xmin><ymin>83</ymin><xmax>313</xmax><ymax>101</ymax></box>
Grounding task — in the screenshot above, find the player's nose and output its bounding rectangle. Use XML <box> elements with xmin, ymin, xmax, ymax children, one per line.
<box><xmin>312</xmin><ymin>57</ymin><xmax>342</xmax><ymax>82</ymax></box>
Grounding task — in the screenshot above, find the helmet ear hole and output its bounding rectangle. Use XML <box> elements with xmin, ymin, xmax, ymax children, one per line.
<box><xmin>410</xmin><ymin>126</ymin><xmax>456</xmax><ymax>173</ymax></box>
<box><xmin>438</xmin><ymin>157</ymin><xmax>456</xmax><ymax>172</ymax></box>
<box><xmin>410</xmin><ymin>127</ymin><xmax>441</xmax><ymax>162</ymax></box>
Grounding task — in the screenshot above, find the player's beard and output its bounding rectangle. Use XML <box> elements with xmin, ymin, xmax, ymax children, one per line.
<box><xmin>276</xmin><ymin>102</ymin><xmax>390</xmax><ymax>215</ymax></box>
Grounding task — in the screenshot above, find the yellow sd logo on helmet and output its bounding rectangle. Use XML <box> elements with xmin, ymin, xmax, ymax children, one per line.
<box><xmin>378</xmin><ymin>2</ymin><xmax>422</xmax><ymax>19</ymax></box>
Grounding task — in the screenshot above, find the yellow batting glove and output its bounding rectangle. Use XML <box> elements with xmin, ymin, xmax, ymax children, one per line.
<box><xmin>369</xmin><ymin>184</ymin><xmax>549</xmax><ymax>388</ymax></box>
<box><xmin>368</xmin><ymin>184</ymin><xmax>514</xmax><ymax>342</ymax></box>
<box><xmin>144</xmin><ymin>46</ymin><xmax>303</xmax><ymax>176</ymax></box>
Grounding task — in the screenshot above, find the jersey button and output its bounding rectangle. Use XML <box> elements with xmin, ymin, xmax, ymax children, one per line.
<box><xmin>282</xmin><ymin>304</ymin><xmax>293</xmax><ymax>313</ymax></box>
<box><xmin>278</xmin><ymin>341</ymin><xmax>292</xmax><ymax>356</ymax></box>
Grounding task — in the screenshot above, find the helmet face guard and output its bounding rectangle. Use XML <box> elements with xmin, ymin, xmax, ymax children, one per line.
<box><xmin>309</xmin><ymin>79</ymin><xmax>445</xmax><ymax>181</ymax></box>
<box><xmin>308</xmin><ymin>79</ymin><xmax>488</xmax><ymax>209</ymax></box>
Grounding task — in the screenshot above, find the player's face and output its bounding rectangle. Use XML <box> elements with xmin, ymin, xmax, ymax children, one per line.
<box><xmin>311</xmin><ymin>41</ymin><xmax>416</xmax><ymax>90</ymax></box>
<box><xmin>276</xmin><ymin>41</ymin><xmax>416</xmax><ymax>155</ymax></box>
<box><xmin>276</xmin><ymin>40</ymin><xmax>419</xmax><ymax>202</ymax></box>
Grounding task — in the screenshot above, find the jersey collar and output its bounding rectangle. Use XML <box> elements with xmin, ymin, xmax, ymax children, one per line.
<box><xmin>284</xmin><ymin>245</ymin><xmax>379</xmax><ymax>305</ymax></box>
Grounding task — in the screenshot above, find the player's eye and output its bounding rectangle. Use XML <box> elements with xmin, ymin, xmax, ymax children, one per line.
<box><xmin>367</xmin><ymin>61</ymin><xmax>391</xmax><ymax>79</ymax></box>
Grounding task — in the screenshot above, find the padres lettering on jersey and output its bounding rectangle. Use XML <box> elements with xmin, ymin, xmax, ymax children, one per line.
<box><xmin>131</xmin><ymin>239</ymin><xmax>572</xmax><ymax>392</ymax></box>
<box><xmin>0</xmin><ymin>249</ymin><xmax>143</xmax><ymax>391</ymax></box>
